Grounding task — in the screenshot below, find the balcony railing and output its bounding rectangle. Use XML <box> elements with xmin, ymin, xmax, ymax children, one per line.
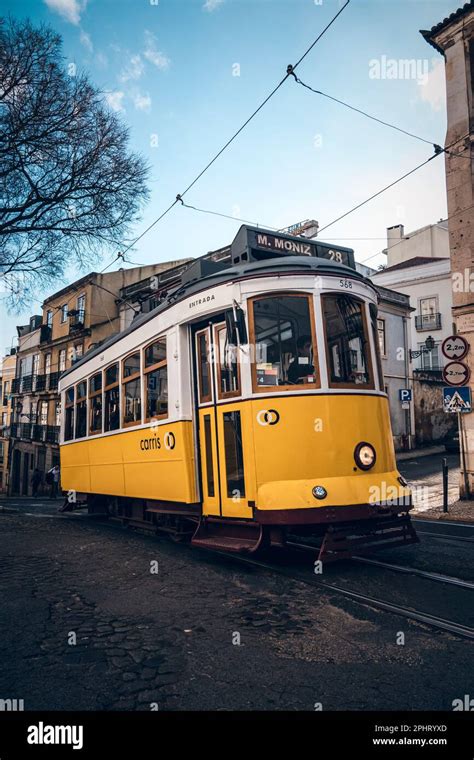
<box><xmin>415</xmin><ymin>313</ymin><xmax>442</xmax><ymax>331</ymax></box>
<box><xmin>11</xmin><ymin>372</ymin><xmax>60</xmax><ymax>395</ymax></box>
<box><xmin>8</xmin><ymin>423</ymin><xmax>59</xmax><ymax>443</ymax></box>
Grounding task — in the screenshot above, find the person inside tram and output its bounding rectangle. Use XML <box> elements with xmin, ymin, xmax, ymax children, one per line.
<box><xmin>287</xmin><ymin>335</ymin><xmax>315</xmax><ymax>384</ymax></box>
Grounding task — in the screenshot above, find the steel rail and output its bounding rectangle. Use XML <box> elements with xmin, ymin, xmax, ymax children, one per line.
<box><xmin>287</xmin><ymin>540</ymin><xmax>474</xmax><ymax>590</ymax></box>
<box><xmin>194</xmin><ymin>546</ymin><xmax>474</xmax><ymax>641</ymax></box>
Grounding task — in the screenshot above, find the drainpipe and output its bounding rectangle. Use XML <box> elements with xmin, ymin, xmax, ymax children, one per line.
<box><xmin>403</xmin><ymin>315</ymin><xmax>412</xmax><ymax>449</ymax></box>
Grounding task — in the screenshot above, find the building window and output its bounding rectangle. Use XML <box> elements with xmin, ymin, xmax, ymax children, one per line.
<box><xmin>55</xmin><ymin>401</ymin><xmax>61</xmax><ymax>428</ymax></box>
<box><xmin>65</xmin><ymin>387</ymin><xmax>74</xmax><ymax>441</ymax></box>
<box><xmin>58</xmin><ymin>349</ymin><xmax>66</xmax><ymax>372</ymax></box>
<box><xmin>19</xmin><ymin>358</ymin><xmax>26</xmax><ymax>377</ymax></box>
<box><xmin>143</xmin><ymin>338</ymin><xmax>167</xmax><ymax>421</ymax></box>
<box><xmin>250</xmin><ymin>293</ymin><xmax>318</xmax><ymax>390</ymax></box>
<box><xmin>89</xmin><ymin>372</ymin><xmax>102</xmax><ymax>434</ymax></box>
<box><xmin>417</xmin><ymin>296</ymin><xmax>441</xmax><ymax>330</ymax></box>
<box><xmin>1</xmin><ymin>412</ymin><xmax>7</xmax><ymax>427</ymax></box>
<box><xmin>46</xmin><ymin>310</ymin><xmax>53</xmax><ymax>327</ymax></box>
<box><xmin>76</xmin><ymin>294</ymin><xmax>85</xmax><ymax>323</ymax></box>
<box><xmin>122</xmin><ymin>353</ymin><xmax>141</xmax><ymax>427</ymax></box>
<box><xmin>322</xmin><ymin>295</ymin><xmax>373</xmax><ymax>388</ymax></box>
<box><xmin>32</xmin><ymin>354</ymin><xmax>40</xmax><ymax>377</ymax></box>
<box><xmin>75</xmin><ymin>381</ymin><xmax>87</xmax><ymax>438</ymax></box>
<box><xmin>60</xmin><ymin>304</ymin><xmax>68</xmax><ymax>323</ymax></box>
<box><xmin>419</xmin><ymin>342</ymin><xmax>441</xmax><ymax>371</ymax></box>
<box><xmin>377</xmin><ymin>319</ymin><xmax>386</xmax><ymax>356</ymax></box>
<box><xmin>104</xmin><ymin>363</ymin><xmax>120</xmax><ymax>432</ymax></box>
<box><xmin>40</xmin><ymin>400</ymin><xmax>48</xmax><ymax>426</ymax></box>
<box><xmin>45</xmin><ymin>353</ymin><xmax>51</xmax><ymax>375</ymax></box>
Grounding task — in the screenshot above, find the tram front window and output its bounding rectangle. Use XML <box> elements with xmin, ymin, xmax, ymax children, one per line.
<box><xmin>322</xmin><ymin>294</ymin><xmax>373</xmax><ymax>387</ymax></box>
<box><xmin>251</xmin><ymin>294</ymin><xmax>317</xmax><ymax>388</ymax></box>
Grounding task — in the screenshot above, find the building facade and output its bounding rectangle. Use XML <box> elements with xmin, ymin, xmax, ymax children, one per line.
<box><xmin>0</xmin><ymin>351</ymin><xmax>17</xmax><ymax>494</ymax></box>
<box><xmin>422</xmin><ymin>1</ymin><xmax>474</xmax><ymax>496</ymax></box>
<box><xmin>373</xmin><ymin>231</ymin><xmax>456</xmax><ymax>447</ymax></box>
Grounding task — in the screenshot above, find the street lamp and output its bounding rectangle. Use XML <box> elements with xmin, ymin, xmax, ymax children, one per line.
<box><xmin>409</xmin><ymin>335</ymin><xmax>435</xmax><ymax>360</ymax></box>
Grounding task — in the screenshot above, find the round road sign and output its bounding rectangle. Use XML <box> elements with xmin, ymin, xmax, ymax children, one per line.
<box><xmin>441</xmin><ymin>335</ymin><xmax>469</xmax><ymax>361</ymax></box>
<box><xmin>442</xmin><ymin>360</ymin><xmax>471</xmax><ymax>387</ymax></box>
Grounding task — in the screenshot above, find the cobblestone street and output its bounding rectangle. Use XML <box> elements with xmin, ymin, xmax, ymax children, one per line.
<box><xmin>0</xmin><ymin>502</ymin><xmax>473</xmax><ymax>711</ymax></box>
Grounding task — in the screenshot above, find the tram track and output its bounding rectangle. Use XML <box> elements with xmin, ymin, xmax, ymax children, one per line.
<box><xmin>5</xmin><ymin>506</ymin><xmax>474</xmax><ymax>640</ymax></box>
<box><xmin>287</xmin><ymin>540</ymin><xmax>474</xmax><ymax>590</ymax></box>
<box><xmin>413</xmin><ymin>517</ymin><xmax>474</xmax><ymax>529</ymax></box>
<box><xmin>416</xmin><ymin>530</ymin><xmax>474</xmax><ymax>544</ymax></box>
<box><xmin>192</xmin><ymin>544</ymin><xmax>474</xmax><ymax>642</ymax></box>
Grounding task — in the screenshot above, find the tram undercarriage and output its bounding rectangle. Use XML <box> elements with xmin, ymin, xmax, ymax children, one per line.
<box><xmin>74</xmin><ymin>492</ymin><xmax>419</xmax><ymax>563</ymax></box>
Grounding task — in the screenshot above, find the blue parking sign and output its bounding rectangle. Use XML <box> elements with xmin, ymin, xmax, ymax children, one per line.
<box><xmin>399</xmin><ymin>389</ymin><xmax>412</xmax><ymax>403</ymax></box>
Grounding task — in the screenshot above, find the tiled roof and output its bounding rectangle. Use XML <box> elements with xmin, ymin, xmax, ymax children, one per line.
<box><xmin>379</xmin><ymin>256</ymin><xmax>449</xmax><ymax>273</ymax></box>
<box><xmin>420</xmin><ymin>2</ymin><xmax>474</xmax><ymax>54</ymax></box>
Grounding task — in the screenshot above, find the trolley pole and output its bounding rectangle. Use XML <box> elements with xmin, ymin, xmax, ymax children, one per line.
<box><xmin>442</xmin><ymin>457</ymin><xmax>449</xmax><ymax>514</ymax></box>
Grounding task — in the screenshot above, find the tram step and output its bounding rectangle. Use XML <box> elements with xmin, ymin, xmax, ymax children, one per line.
<box><xmin>318</xmin><ymin>515</ymin><xmax>419</xmax><ymax>563</ymax></box>
<box><xmin>191</xmin><ymin>518</ymin><xmax>264</xmax><ymax>553</ymax></box>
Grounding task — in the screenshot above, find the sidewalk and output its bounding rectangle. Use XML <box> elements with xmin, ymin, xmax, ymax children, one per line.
<box><xmin>396</xmin><ymin>445</ymin><xmax>445</xmax><ymax>461</ymax></box>
<box><xmin>414</xmin><ymin>498</ymin><xmax>474</xmax><ymax>523</ymax></box>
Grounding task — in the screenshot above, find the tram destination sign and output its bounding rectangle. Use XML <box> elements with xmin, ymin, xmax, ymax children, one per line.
<box><xmin>230</xmin><ymin>226</ymin><xmax>355</xmax><ymax>269</ymax></box>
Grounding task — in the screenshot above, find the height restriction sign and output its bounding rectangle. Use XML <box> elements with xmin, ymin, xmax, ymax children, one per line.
<box><xmin>442</xmin><ymin>335</ymin><xmax>469</xmax><ymax>361</ymax></box>
<box><xmin>442</xmin><ymin>361</ymin><xmax>471</xmax><ymax>387</ymax></box>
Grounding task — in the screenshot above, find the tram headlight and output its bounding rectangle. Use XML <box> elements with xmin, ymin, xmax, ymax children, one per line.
<box><xmin>354</xmin><ymin>442</ymin><xmax>376</xmax><ymax>471</ymax></box>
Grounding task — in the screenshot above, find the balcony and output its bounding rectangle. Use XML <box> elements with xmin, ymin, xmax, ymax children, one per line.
<box><xmin>11</xmin><ymin>372</ymin><xmax>59</xmax><ymax>395</ymax></box>
<box><xmin>68</xmin><ymin>309</ymin><xmax>86</xmax><ymax>334</ymax></box>
<box><xmin>8</xmin><ymin>423</ymin><xmax>59</xmax><ymax>443</ymax></box>
<box><xmin>415</xmin><ymin>313</ymin><xmax>442</xmax><ymax>331</ymax></box>
<box><xmin>40</xmin><ymin>324</ymin><xmax>52</xmax><ymax>343</ymax></box>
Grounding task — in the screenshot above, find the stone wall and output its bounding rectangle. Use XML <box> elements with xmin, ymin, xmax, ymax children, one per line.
<box><xmin>413</xmin><ymin>371</ymin><xmax>456</xmax><ymax>446</ymax></box>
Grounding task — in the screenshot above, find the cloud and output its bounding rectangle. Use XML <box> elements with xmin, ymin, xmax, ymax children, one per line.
<box><xmin>143</xmin><ymin>31</ymin><xmax>170</xmax><ymax>70</ymax></box>
<box><xmin>79</xmin><ymin>30</ymin><xmax>93</xmax><ymax>52</ymax></box>
<box><xmin>133</xmin><ymin>91</ymin><xmax>152</xmax><ymax>112</ymax></box>
<box><xmin>418</xmin><ymin>58</ymin><xmax>446</xmax><ymax>112</ymax></box>
<box><xmin>44</xmin><ymin>0</ymin><xmax>86</xmax><ymax>25</ymax></box>
<box><xmin>105</xmin><ymin>91</ymin><xmax>125</xmax><ymax>112</ymax></box>
<box><xmin>203</xmin><ymin>0</ymin><xmax>224</xmax><ymax>11</ymax></box>
<box><xmin>119</xmin><ymin>54</ymin><xmax>144</xmax><ymax>83</ymax></box>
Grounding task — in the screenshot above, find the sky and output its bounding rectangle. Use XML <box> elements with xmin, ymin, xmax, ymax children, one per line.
<box><xmin>1</xmin><ymin>0</ymin><xmax>458</xmax><ymax>350</ymax></box>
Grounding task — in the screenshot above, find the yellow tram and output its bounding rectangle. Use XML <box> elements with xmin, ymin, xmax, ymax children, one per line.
<box><xmin>59</xmin><ymin>226</ymin><xmax>418</xmax><ymax>561</ymax></box>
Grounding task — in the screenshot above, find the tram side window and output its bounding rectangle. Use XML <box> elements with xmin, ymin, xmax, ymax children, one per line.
<box><xmin>64</xmin><ymin>387</ymin><xmax>75</xmax><ymax>441</ymax></box>
<box><xmin>251</xmin><ymin>294</ymin><xmax>318</xmax><ymax>389</ymax></box>
<box><xmin>216</xmin><ymin>324</ymin><xmax>240</xmax><ymax>397</ymax></box>
<box><xmin>122</xmin><ymin>352</ymin><xmax>141</xmax><ymax>427</ymax></box>
<box><xmin>322</xmin><ymin>295</ymin><xmax>373</xmax><ymax>387</ymax></box>
<box><xmin>89</xmin><ymin>372</ymin><xmax>102</xmax><ymax>434</ymax></box>
<box><xmin>75</xmin><ymin>381</ymin><xmax>87</xmax><ymax>438</ymax></box>
<box><xmin>104</xmin><ymin>363</ymin><xmax>120</xmax><ymax>432</ymax></box>
<box><xmin>369</xmin><ymin>303</ymin><xmax>384</xmax><ymax>390</ymax></box>
<box><xmin>144</xmin><ymin>337</ymin><xmax>167</xmax><ymax>421</ymax></box>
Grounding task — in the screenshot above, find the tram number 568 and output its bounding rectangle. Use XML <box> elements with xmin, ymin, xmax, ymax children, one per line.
<box><xmin>339</xmin><ymin>278</ymin><xmax>352</xmax><ymax>289</ymax></box>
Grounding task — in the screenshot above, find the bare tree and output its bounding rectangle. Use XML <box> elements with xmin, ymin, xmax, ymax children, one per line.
<box><xmin>0</xmin><ymin>17</ymin><xmax>150</xmax><ymax>308</ymax></box>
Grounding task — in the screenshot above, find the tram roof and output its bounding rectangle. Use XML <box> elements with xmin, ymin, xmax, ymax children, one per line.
<box><xmin>60</xmin><ymin>253</ymin><xmax>373</xmax><ymax>381</ymax></box>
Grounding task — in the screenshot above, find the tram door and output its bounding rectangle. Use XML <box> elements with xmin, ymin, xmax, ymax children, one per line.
<box><xmin>194</xmin><ymin>321</ymin><xmax>252</xmax><ymax>520</ymax></box>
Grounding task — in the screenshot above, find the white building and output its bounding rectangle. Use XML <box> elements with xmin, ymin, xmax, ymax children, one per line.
<box><xmin>372</xmin><ymin>220</ymin><xmax>455</xmax><ymax>446</ymax></box>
